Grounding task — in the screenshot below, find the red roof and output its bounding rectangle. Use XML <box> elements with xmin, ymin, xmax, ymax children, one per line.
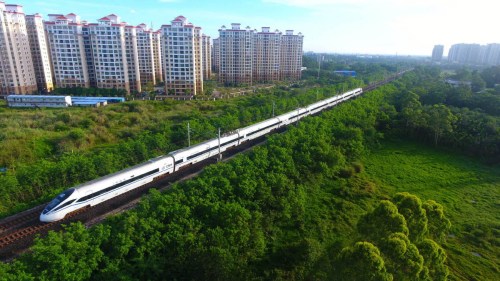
<box><xmin>57</xmin><ymin>16</ymin><xmax>68</xmax><ymax>20</ymax></box>
<box><xmin>99</xmin><ymin>17</ymin><xmax>110</xmax><ymax>21</ymax></box>
<box><xmin>67</xmin><ymin>13</ymin><xmax>76</xmax><ymax>16</ymax></box>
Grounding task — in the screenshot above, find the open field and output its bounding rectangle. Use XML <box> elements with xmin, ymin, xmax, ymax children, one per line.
<box><xmin>364</xmin><ymin>139</ymin><xmax>500</xmax><ymax>281</ymax></box>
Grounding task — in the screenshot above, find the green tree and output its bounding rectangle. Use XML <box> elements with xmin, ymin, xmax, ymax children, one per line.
<box><xmin>336</xmin><ymin>242</ymin><xmax>393</xmax><ymax>281</ymax></box>
<box><xmin>393</xmin><ymin>192</ymin><xmax>428</xmax><ymax>243</ymax></box>
<box><xmin>380</xmin><ymin>232</ymin><xmax>426</xmax><ymax>281</ymax></box>
<box><xmin>419</xmin><ymin>239</ymin><xmax>449</xmax><ymax>281</ymax></box>
<box><xmin>358</xmin><ymin>200</ymin><xmax>409</xmax><ymax>242</ymax></box>
<box><xmin>422</xmin><ymin>200</ymin><xmax>451</xmax><ymax>242</ymax></box>
<box><xmin>424</xmin><ymin>104</ymin><xmax>456</xmax><ymax>146</ymax></box>
<box><xmin>20</xmin><ymin>223</ymin><xmax>109</xmax><ymax>281</ymax></box>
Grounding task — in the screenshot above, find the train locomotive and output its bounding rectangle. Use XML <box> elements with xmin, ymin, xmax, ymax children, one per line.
<box><xmin>40</xmin><ymin>88</ymin><xmax>363</xmax><ymax>222</ymax></box>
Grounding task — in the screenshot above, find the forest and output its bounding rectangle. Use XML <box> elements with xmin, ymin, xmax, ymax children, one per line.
<box><xmin>0</xmin><ymin>62</ymin><xmax>499</xmax><ymax>280</ymax></box>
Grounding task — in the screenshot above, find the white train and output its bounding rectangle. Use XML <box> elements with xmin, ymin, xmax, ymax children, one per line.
<box><xmin>40</xmin><ymin>88</ymin><xmax>363</xmax><ymax>222</ymax></box>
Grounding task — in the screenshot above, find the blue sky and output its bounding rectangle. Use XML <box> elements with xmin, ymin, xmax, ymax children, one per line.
<box><xmin>13</xmin><ymin>0</ymin><xmax>499</xmax><ymax>56</ymax></box>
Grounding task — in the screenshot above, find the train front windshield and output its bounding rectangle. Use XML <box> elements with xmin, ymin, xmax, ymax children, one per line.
<box><xmin>43</xmin><ymin>189</ymin><xmax>75</xmax><ymax>214</ymax></box>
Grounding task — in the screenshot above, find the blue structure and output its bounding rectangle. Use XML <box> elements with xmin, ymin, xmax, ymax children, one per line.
<box><xmin>334</xmin><ymin>71</ymin><xmax>357</xmax><ymax>77</ymax></box>
<box><xmin>71</xmin><ymin>96</ymin><xmax>125</xmax><ymax>107</ymax></box>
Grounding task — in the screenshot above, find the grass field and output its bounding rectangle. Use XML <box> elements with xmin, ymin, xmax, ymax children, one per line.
<box><xmin>363</xmin><ymin>139</ymin><xmax>500</xmax><ymax>281</ymax></box>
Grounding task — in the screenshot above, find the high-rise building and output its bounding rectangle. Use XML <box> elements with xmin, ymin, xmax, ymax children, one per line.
<box><xmin>86</xmin><ymin>15</ymin><xmax>130</xmax><ymax>93</ymax></box>
<box><xmin>0</xmin><ymin>2</ymin><xmax>37</xmax><ymax>95</ymax></box>
<box><xmin>254</xmin><ymin>27</ymin><xmax>281</xmax><ymax>82</ymax></box>
<box><xmin>448</xmin><ymin>43</ymin><xmax>482</xmax><ymax>65</ymax></box>
<box><xmin>26</xmin><ymin>13</ymin><xmax>54</xmax><ymax>93</ymax></box>
<box><xmin>161</xmin><ymin>16</ymin><xmax>203</xmax><ymax>95</ymax></box>
<box><xmin>218</xmin><ymin>23</ymin><xmax>254</xmax><ymax>85</ymax></box>
<box><xmin>45</xmin><ymin>13</ymin><xmax>89</xmax><ymax>88</ymax></box>
<box><xmin>280</xmin><ymin>30</ymin><xmax>303</xmax><ymax>81</ymax></box>
<box><xmin>431</xmin><ymin>45</ymin><xmax>444</xmax><ymax>62</ymax></box>
<box><xmin>217</xmin><ymin>23</ymin><xmax>303</xmax><ymax>85</ymax></box>
<box><xmin>212</xmin><ymin>37</ymin><xmax>220</xmax><ymax>73</ymax></box>
<box><xmin>152</xmin><ymin>30</ymin><xmax>163</xmax><ymax>83</ymax></box>
<box><xmin>136</xmin><ymin>23</ymin><xmax>156</xmax><ymax>86</ymax></box>
<box><xmin>124</xmin><ymin>24</ymin><xmax>141</xmax><ymax>93</ymax></box>
<box><xmin>202</xmin><ymin>34</ymin><xmax>211</xmax><ymax>80</ymax></box>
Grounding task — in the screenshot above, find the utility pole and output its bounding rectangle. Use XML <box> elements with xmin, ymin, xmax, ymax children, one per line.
<box><xmin>217</xmin><ymin>128</ymin><xmax>222</xmax><ymax>162</ymax></box>
<box><xmin>187</xmin><ymin>122</ymin><xmax>191</xmax><ymax>147</ymax></box>
<box><xmin>272</xmin><ymin>101</ymin><xmax>275</xmax><ymax>117</ymax></box>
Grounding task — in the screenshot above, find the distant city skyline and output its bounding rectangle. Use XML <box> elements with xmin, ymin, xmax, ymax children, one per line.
<box><xmin>9</xmin><ymin>0</ymin><xmax>499</xmax><ymax>56</ymax></box>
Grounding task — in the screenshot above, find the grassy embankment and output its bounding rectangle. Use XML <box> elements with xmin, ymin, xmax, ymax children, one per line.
<box><xmin>363</xmin><ymin>139</ymin><xmax>499</xmax><ymax>281</ymax></box>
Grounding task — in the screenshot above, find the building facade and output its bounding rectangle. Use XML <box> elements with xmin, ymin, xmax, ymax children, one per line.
<box><xmin>431</xmin><ymin>45</ymin><xmax>444</xmax><ymax>62</ymax></box>
<box><xmin>45</xmin><ymin>13</ymin><xmax>90</xmax><ymax>88</ymax></box>
<box><xmin>254</xmin><ymin>27</ymin><xmax>281</xmax><ymax>83</ymax></box>
<box><xmin>280</xmin><ymin>30</ymin><xmax>303</xmax><ymax>81</ymax></box>
<box><xmin>86</xmin><ymin>15</ymin><xmax>130</xmax><ymax>93</ymax></box>
<box><xmin>212</xmin><ymin>37</ymin><xmax>220</xmax><ymax>73</ymax></box>
<box><xmin>218</xmin><ymin>23</ymin><xmax>254</xmax><ymax>85</ymax></box>
<box><xmin>216</xmin><ymin>24</ymin><xmax>303</xmax><ymax>85</ymax></box>
<box><xmin>202</xmin><ymin>34</ymin><xmax>211</xmax><ymax>80</ymax></box>
<box><xmin>136</xmin><ymin>23</ymin><xmax>156</xmax><ymax>86</ymax></box>
<box><xmin>0</xmin><ymin>3</ymin><xmax>37</xmax><ymax>95</ymax></box>
<box><xmin>124</xmin><ymin>24</ymin><xmax>141</xmax><ymax>93</ymax></box>
<box><xmin>152</xmin><ymin>30</ymin><xmax>163</xmax><ymax>83</ymax></box>
<box><xmin>26</xmin><ymin>13</ymin><xmax>54</xmax><ymax>92</ymax></box>
<box><xmin>161</xmin><ymin>16</ymin><xmax>203</xmax><ymax>95</ymax></box>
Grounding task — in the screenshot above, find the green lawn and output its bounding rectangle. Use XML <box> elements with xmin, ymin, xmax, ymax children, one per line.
<box><xmin>363</xmin><ymin>139</ymin><xmax>500</xmax><ymax>281</ymax></box>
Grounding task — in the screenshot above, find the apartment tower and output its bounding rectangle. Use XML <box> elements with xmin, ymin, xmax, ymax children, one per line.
<box><xmin>161</xmin><ymin>16</ymin><xmax>203</xmax><ymax>95</ymax></box>
<box><xmin>431</xmin><ymin>45</ymin><xmax>444</xmax><ymax>62</ymax></box>
<box><xmin>124</xmin><ymin>23</ymin><xmax>141</xmax><ymax>93</ymax></box>
<box><xmin>212</xmin><ymin>37</ymin><xmax>220</xmax><ymax>73</ymax></box>
<box><xmin>136</xmin><ymin>23</ymin><xmax>156</xmax><ymax>86</ymax></box>
<box><xmin>26</xmin><ymin>13</ymin><xmax>54</xmax><ymax>92</ymax></box>
<box><xmin>254</xmin><ymin>27</ymin><xmax>281</xmax><ymax>82</ymax></box>
<box><xmin>218</xmin><ymin>23</ymin><xmax>254</xmax><ymax>85</ymax></box>
<box><xmin>152</xmin><ymin>30</ymin><xmax>163</xmax><ymax>83</ymax></box>
<box><xmin>202</xmin><ymin>34</ymin><xmax>211</xmax><ymax>80</ymax></box>
<box><xmin>85</xmin><ymin>15</ymin><xmax>130</xmax><ymax>93</ymax></box>
<box><xmin>45</xmin><ymin>13</ymin><xmax>89</xmax><ymax>88</ymax></box>
<box><xmin>280</xmin><ymin>30</ymin><xmax>303</xmax><ymax>81</ymax></box>
<box><xmin>0</xmin><ymin>3</ymin><xmax>37</xmax><ymax>95</ymax></box>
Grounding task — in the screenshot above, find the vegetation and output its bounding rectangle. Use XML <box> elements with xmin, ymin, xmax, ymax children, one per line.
<box><xmin>1</xmin><ymin>60</ymin><xmax>499</xmax><ymax>280</ymax></box>
<box><xmin>0</xmin><ymin>79</ymin><xmax>360</xmax><ymax>217</ymax></box>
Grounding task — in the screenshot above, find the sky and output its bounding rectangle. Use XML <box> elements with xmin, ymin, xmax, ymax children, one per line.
<box><xmin>11</xmin><ymin>0</ymin><xmax>499</xmax><ymax>56</ymax></box>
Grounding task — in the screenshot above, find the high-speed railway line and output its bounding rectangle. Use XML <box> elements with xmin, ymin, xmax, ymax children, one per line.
<box><xmin>0</xmin><ymin>70</ymin><xmax>409</xmax><ymax>260</ymax></box>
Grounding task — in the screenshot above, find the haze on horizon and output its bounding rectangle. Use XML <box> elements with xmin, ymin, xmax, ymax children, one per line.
<box><xmin>14</xmin><ymin>0</ymin><xmax>498</xmax><ymax>56</ymax></box>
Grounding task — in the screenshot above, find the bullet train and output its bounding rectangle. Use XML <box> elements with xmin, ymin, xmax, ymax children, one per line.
<box><xmin>40</xmin><ymin>88</ymin><xmax>363</xmax><ymax>222</ymax></box>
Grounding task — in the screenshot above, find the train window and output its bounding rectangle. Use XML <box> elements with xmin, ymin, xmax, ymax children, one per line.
<box><xmin>43</xmin><ymin>188</ymin><xmax>75</xmax><ymax>213</ymax></box>
<box><xmin>52</xmin><ymin>199</ymin><xmax>76</xmax><ymax>212</ymax></box>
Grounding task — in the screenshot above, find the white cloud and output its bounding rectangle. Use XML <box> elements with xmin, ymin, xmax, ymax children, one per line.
<box><xmin>130</xmin><ymin>9</ymin><xmax>136</xmax><ymax>14</ymax></box>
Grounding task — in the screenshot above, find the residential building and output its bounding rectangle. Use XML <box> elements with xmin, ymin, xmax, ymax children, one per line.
<box><xmin>161</xmin><ymin>16</ymin><xmax>203</xmax><ymax>95</ymax></box>
<box><xmin>218</xmin><ymin>23</ymin><xmax>254</xmax><ymax>85</ymax></box>
<box><xmin>152</xmin><ymin>30</ymin><xmax>163</xmax><ymax>83</ymax></box>
<box><xmin>26</xmin><ymin>13</ymin><xmax>54</xmax><ymax>92</ymax></box>
<box><xmin>202</xmin><ymin>34</ymin><xmax>211</xmax><ymax>80</ymax></box>
<box><xmin>136</xmin><ymin>23</ymin><xmax>156</xmax><ymax>86</ymax></box>
<box><xmin>86</xmin><ymin>15</ymin><xmax>130</xmax><ymax>93</ymax></box>
<box><xmin>0</xmin><ymin>3</ymin><xmax>37</xmax><ymax>95</ymax></box>
<box><xmin>217</xmin><ymin>23</ymin><xmax>303</xmax><ymax>85</ymax></box>
<box><xmin>124</xmin><ymin>24</ymin><xmax>141</xmax><ymax>93</ymax></box>
<box><xmin>431</xmin><ymin>45</ymin><xmax>444</xmax><ymax>62</ymax></box>
<box><xmin>212</xmin><ymin>37</ymin><xmax>220</xmax><ymax>73</ymax></box>
<box><xmin>280</xmin><ymin>30</ymin><xmax>303</xmax><ymax>81</ymax></box>
<box><xmin>45</xmin><ymin>13</ymin><xmax>89</xmax><ymax>88</ymax></box>
<box><xmin>254</xmin><ymin>27</ymin><xmax>281</xmax><ymax>82</ymax></box>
